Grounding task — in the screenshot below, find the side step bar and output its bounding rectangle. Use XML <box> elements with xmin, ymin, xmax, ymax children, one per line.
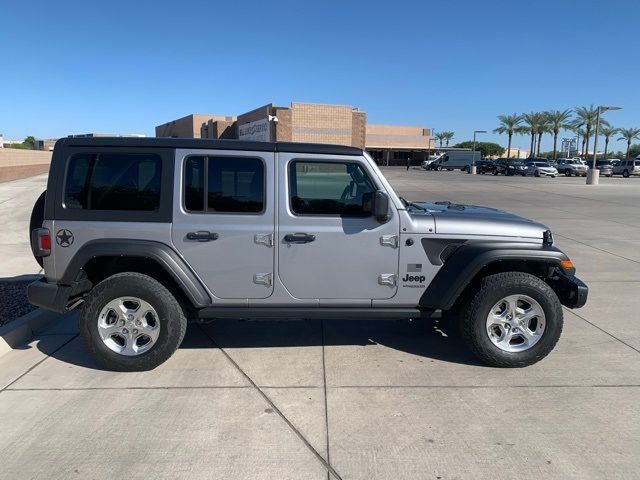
<box><xmin>197</xmin><ymin>307</ymin><xmax>437</xmax><ymax>320</ymax></box>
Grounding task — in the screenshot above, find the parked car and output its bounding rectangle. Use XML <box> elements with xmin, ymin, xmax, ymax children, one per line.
<box><xmin>475</xmin><ymin>159</ymin><xmax>494</xmax><ymax>174</ymax></box>
<box><xmin>421</xmin><ymin>159</ymin><xmax>435</xmax><ymax>170</ymax></box>
<box><xmin>493</xmin><ymin>158</ymin><xmax>527</xmax><ymax>176</ymax></box>
<box><xmin>526</xmin><ymin>161</ymin><xmax>558</xmax><ymax>177</ymax></box>
<box><xmin>595</xmin><ymin>160</ymin><xmax>613</xmax><ymax>177</ymax></box>
<box><xmin>27</xmin><ymin>136</ymin><xmax>587</xmax><ymax>370</ymax></box>
<box><xmin>555</xmin><ymin>158</ymin><xmax>588</xmax><ymax>177</ymax></box>
<box><xmin>612</xmin><ymin>159</ymin><xmax>640</xmax><ymax>177</ymax></box>
<box><xmin>431</xmin><ymin>151</ymin><xmax>481</xmax><ymax>171</ymax></box>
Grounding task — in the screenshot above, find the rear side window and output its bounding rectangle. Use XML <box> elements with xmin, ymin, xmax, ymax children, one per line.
<box><xmin>183</xmin><ymin>156</ymin><xmax>264</xmax><ymax>214</ymax></box>
<box><xmin>289</xmin><ymin>161</ymin><xmax>375</xmax><ymax>216</ymax></box>
<box><xmin>64</xmin><ymin>153</ymin><xmax>162</xmax><ymax>211</ymax></box>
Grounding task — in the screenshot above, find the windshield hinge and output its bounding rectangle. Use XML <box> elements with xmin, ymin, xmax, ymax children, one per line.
<box><xmin>380</xmin><ymin>235</ymin><xmax>399</xmax><ymax>248</ymax></box>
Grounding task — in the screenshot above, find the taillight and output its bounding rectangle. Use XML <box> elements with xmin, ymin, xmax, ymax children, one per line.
<box><xmin>32</xmin><ymin>228</ymin><xmax>51</xmax><ymax>257</ymax></box>
<box><xmin>40</xmin><ymin>233</ymin><xmax>51</xmax><ymax>251</ymax></box>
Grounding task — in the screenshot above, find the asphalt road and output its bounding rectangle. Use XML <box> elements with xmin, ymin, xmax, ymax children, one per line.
<box><xmin>0</xmin><ymin>169</ymin><xmax>639</xmax><ymax>479</ymax></box>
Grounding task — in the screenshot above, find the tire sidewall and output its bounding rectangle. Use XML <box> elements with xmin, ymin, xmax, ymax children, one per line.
<box><xmin>80</xmin><ymin>273</ymin><xmax>186</xmax><ymax>371</ymax></box>
<box><xmin>465</xmin><ymin>274</ymin><xmax>563</xmax><ymax>366</ymax></box>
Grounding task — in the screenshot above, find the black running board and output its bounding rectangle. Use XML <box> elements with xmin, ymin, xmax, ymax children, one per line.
<box><xmin>197</xmin><ymin>307</ymin><xmax>436</xmax><ymax>320</ymax></box>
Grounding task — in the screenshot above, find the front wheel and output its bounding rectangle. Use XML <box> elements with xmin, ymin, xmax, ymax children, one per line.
<box><xmin>534</xmin><ymin>170</ymin><xmax>540</xmax><ymax>177</ymax></box>
<box><xmin>565</xmin><ymin>169</ymin><xmax>572</xmax><ymax>177</ymax></box>
<box><xmin>623</xmin><ymin>170</ymin><xmax>630</xmax><ymax>178</ymax></box>
<box><xmin>79</xmin><ymin>272</ymin><xmax>187</xmax><ymax>371</ymax></box>
<box><xmin>492</xmin><ymin>169</ymin><xmax>499</xmax><ymax>175</ymax></box>
<box><xmin>460</xmin><ymin>272</ymin><xmax>563</xmax><ymax>368</ymax></box>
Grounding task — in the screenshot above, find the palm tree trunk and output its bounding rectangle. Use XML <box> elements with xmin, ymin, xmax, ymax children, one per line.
<box><xmin>627</xmin><ymin>141</ymin><xmax>631</xmax><ymax>160</ymax></box>
<box><xmin>529</xmin><ymin>133</ymin><xmax>535</xmax><ymax>158</ymax></box>
<box><xmin>537</xmin><ymin>132</ymin><xmax>543</xmax><ymax>156</ymax></box>
<box><xmin>553</xmin><ymin>131</ymin><xmax>558</xmax><ymax>159</ymax></box>
<box><xmin>507</xmin><ymin>132</ymin><xmax>513</xmax><ymax>158</ymax></box>
<box><xmin>584</xmin><ymin>128</ymin><xmax>591</xmax><ymax>158</ymax></box>
<box><xmin>603</xmin><ymin>138</ymin><xmax>609</xmax><ymax>159</ymax></box>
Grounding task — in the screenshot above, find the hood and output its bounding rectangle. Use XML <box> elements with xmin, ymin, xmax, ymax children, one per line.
<box><xmin>412</xmin><ymin>202</ymin><xmax>548</xmax><ymax>239</ymax></box>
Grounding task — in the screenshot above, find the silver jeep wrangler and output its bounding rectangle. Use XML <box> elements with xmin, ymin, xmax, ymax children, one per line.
<box><xmin>28</xmin><ymin>137</ymin><xmax>588</xmax><ymax>371</ymax></box>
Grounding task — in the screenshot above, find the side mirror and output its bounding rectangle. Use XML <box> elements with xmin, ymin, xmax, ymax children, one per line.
<box><xmin>373</xmin><ymin>190</ymin><xmax>390</xmax><ymax>222</ymax></box>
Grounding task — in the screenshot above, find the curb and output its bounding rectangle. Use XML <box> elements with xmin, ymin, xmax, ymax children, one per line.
<box><xmin>0</xmin><ymin>308</ymin><xmax>63</xmax><ymax>358</ymax></box>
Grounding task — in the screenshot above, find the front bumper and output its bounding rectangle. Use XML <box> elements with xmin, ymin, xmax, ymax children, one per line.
<box><xmin>27</xmin><ymin>277</ymin><xmax>71</xmax><ymax>313</ymax></box>
<box><xmin>548</xmin><ymin>272</ymin><xmax>588</xmax><ymax>309</ymax></box>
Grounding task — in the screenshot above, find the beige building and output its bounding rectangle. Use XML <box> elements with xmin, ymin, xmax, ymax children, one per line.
<box><xmin>155</xmin><ymin>102</ymin><xmax>433</xmax><ymax>165</ymax></box>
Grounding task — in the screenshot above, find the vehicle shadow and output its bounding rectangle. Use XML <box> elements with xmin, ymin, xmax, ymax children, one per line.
<box><xmin>39</xmin><ymin>315</ymin><xmax>484</xmax><ymax>370</ymax></box>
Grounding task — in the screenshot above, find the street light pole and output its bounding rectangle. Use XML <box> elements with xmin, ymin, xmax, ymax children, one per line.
<box><xmin>587</xmin><ymin>105</ymin><xmax>621</xmax><ymax>185</ymax></box>
<box><xmin>471</xmin><ymin>130</ymin><xmax>486</xmax><ymax>174</ymax></box>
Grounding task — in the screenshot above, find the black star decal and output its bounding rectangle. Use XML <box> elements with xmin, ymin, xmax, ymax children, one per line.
<box><xmin>56</xmin><ymin>229</ymin><xmax>74</xmax><ymax>247</ymax></box>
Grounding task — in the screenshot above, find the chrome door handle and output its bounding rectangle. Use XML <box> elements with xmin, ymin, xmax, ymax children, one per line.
<box><xmin>284</xmin><ymin>233</ymin><xmax>316</xmax><ymax>244</ymax></box>
<box><xmin>186</xmin><ymin>231</ymin><xmax>219</xmax><ymax>242</ymax></box>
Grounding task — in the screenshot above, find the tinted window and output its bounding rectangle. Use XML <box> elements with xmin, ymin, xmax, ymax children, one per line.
<box><xmin>65</xmin><ymin>153</ymin><xmax>162</xmax><ymax>211</ymax></box>
<box><xmin>289</xmin><ymin>161</ymin><xmax>375</xmax><ymax>216</ymax></box>
<box><xmin>183</xmin><ymin>156</ymin><xmax>264</xmax><ymax>213</ymax></box>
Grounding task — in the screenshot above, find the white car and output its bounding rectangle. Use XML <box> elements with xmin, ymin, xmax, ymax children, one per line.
<box><xmin>526</xmin><ymin>161</ymin><xmax>558</xmax><ymax>178</ymax></box>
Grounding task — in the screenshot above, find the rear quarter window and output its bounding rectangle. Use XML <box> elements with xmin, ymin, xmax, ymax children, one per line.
<box><xmin>64</xmin><ymin>153</ymin><xmax>162</xmax><ymax>211</ymax></box>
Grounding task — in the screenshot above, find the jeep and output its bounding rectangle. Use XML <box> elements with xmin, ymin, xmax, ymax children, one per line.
<box><xmin>28</xmin><ymin>137</ymin><xmax>588</xmax><ymax>371</ymax></box>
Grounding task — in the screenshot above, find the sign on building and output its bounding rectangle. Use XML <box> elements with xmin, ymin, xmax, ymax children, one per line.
<box><xmin>238</xmin><ymin>118</ymin><xmax>271</xmax><ymax>142</ymax></box>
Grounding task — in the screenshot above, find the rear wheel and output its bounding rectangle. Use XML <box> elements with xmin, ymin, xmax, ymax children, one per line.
<box><xmin>492</xmin><ymin>169</ymin><xmax>499</xmax><ymax>175</ymax></box>
<box><xmin>565</xmin><ymin>169</ymin><xmax>572</xmax><ymax>176</ymax></box>
<box><xmin>623</xmin><ymin>170</ymin><xmax>630</xmax><ymax>178</ymax></box>
<box><xmin>460</xmin><ymin>272</ymin><xmax>563</xmax><ymax>367</ymax></box>
<box><xmin>437</xmin><ymin>165</ymin><xmax>443</xmax><ymax>171</ymax></box>
<box><xmin>534</xmin><ymin>170</ymin><xmax>540</xmax><ymax>177</ymax></box>
<box><xmin>79</xmin><ymin>272</ymin><xmax>187</xmax><ymax>371</ymax></box>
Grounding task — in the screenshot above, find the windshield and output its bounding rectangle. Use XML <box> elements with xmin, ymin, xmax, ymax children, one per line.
<box><xmin>534</xmin><ymin>162</ymin><xmax>549</xmax><ymax>167</ymax></box>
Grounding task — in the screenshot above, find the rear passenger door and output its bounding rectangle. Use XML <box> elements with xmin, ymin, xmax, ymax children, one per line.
<box><xmin>171</xmin><ymin>149</ymin><xmax>275</xmax><ymax>299</ymax></box>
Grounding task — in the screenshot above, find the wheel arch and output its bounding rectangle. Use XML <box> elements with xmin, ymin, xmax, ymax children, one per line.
<box><xmin>420</xmin><ymin>242</ymin><xmax>572</xmax><ymax>311</ymax></box>
<box><xmin>62</xmin><ymin>239</ymin><xmax>211</xmax><ymax>309</ymax></box>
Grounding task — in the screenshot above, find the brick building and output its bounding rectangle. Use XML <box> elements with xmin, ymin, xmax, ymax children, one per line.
<box><xmin>155</xmin><ymin>102</ymin><xmax>434</xmax><ymax>165</ymax></box>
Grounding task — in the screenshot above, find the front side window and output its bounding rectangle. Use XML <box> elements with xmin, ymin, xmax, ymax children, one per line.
<box><xmin>289</xmin><ymin>161</ymin><xmax>375</xmax><ymax>216</ymax></box>
<box><xmin>64</xmin><ymin>153</ymin><xmax>162</xmax><ymax>211</ymax></box>
<box><xmin>183</xmin><ymin>156</ymin><xmax>264</xmax><ymax>213</ymax></box>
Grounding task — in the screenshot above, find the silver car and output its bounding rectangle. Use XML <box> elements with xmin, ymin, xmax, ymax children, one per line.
<box><xmin>526</xmin><ymin>161</ymin><xmax>558</xmax><ymax>178</ymax></box>
<box><xmin>555</xmin><ymin>158</ymin><xmax>588</xmax><ymax>177</ymax></box>
<box><xmin>613</xmin><ymin>159</ymin><xmax>640</xmax><ymax>177</ymax></box>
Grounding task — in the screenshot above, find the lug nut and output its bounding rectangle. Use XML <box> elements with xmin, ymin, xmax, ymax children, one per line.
<box><xmin>135</xmin><ymin>320</ymin><xmax>141</xmax><ymax>326</ymax></box>
<box><xmin>133</xmin><ymin>329</ymin><xmax>138</xmax><ymax>334</ymax></box>
<box><xmin>122</xmin><ymin>328</ymin><xmax>129</xmax><ymax>334</ymax></box>
<box><xmin>127</xmin><ymin>314</ymin><xmax>134</xmax><ymax>321</ymax></box>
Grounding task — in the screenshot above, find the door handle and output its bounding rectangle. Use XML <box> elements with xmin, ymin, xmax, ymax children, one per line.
<box><xmin>284</xmin><ymin>233</ymin><xmax>316</xmax><ymax>244</ymax></box>
<box><xmin>186</xmin><ymin>231</ymin><xmax>219</xmax><ymax>242</ymax></box>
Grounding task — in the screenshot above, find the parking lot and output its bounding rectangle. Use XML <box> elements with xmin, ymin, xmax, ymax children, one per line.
<box><xmin>1</xmin><ymin>170</ymin><xmax>639</xmax><ymax>479</ymax></box>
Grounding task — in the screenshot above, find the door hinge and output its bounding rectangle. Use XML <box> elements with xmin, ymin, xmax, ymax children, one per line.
<box><xmin>378</xmin><ymin>273</ymin><xmax>397</xmax><ymax>287</ymax></box>
<box><xmin>380</xmin><ymin>235</ymin><xmax>399</xmax><ymax>248</ymax></box>
<box><xmin>253</xmin><ymin>273</ymin><xmax>273</xmax><ymax>287</ymax></box>
<box><xmin>254</xmin><ymin>233</ymin><xmax>273</xmax><ymax>247</ymax></box>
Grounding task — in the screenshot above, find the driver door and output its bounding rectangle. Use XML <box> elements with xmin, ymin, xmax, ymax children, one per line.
<box><xmin>277</xmin><ymin>154</ymin><xmax>400</xmax><ymax>300</ymax></box>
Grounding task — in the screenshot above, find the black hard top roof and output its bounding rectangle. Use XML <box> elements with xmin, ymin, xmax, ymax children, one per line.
<box><xmin>57</xmin><ymin>136</ymin><xmax>363</xmax><ymax>156</ymax></box>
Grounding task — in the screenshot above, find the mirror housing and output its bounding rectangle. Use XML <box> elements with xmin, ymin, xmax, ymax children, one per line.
<box><xmin>373</xmin><ymin>190</ymin><xmax>390</xmax><ymax>222</ymax></box>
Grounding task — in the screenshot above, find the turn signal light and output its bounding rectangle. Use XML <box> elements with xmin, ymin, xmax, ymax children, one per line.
<box><xmin>560</xmin><ymin>259</ymin><xmax>574</xmax><ymax>272</ymax></box>
<box><xmin>32</xmin><ymin>228</ymin><xmax>51</xmax><ymax>257</ymax></box>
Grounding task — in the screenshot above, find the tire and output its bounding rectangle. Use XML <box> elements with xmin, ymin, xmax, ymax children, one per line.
<box><xmin>623</xmin><ymin>170</ymin><xmax>630</xmax><ymax>178</ymax></box>
<box><xmin>460</xmin><ymin>272</ymin><xmax>563</xmax><ymax>368</ymax></box>
<box><xmin>79</xmin><ymin>272</ymin><xmax>187</xmax><ymax>371</ymax></box>
<box><xmin>565</xmin><ymin>169</ymin><xmax>572</xmax><ymax>177</ymax></box>
<box><xmin>29</xmin><ymin>191</ymin><xmax>46</xmax><ymax>268</ymax></box>
<box><xmin>534</xmin><ymin>170</ymin><xmax>540</xmax><ymax>177</ymax></box>
<box><xmin>437</xmin><ymin>165</ymin><xmax>443</xmax><ymax>171</ymax></box>
<box><xmin>464</xmin><ymin>165</ymin><xmax>470</xmax><ymax>173</ymax></box>
<box><xmin>492</xmin><ymin>169</ymin><xmax>498</xmax><ymax>175</ymax></box>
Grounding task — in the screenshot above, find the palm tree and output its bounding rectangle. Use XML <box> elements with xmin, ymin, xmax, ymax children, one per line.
<box><xmin>493</xmin><ymin>114</ymin><xmax>522</xmax><ymax>158</ymax></box>
<box><xmin>572</xmin><ymin>105</ymin><xmax>609</xmax><ymax>158</ymax></box>
<box><xmin>536</xmin><ymin>116</ymin><xmax>552</xmax><ymax>157</ymax></box>
<box><xmin>572</xmin><ymin>126</ymin><xmax>588</xmax><ymax>157</ymax></box>
<box><xmin>521</xmin><ymin>112</ymin><xmax>545</xmax><ymax>158</ymax></box>
<box><xmin>598</xmin><ymin>125</ymin><xmax>619</xmax><ymax>159</ymax></box>
<box><xmin>442</xmin><ymin>131</ymin><xmax>455</xmax><ymax>147</ymax></box>
<box><xmin>545</xmin><ymin>109</ymin><xmax>573</xmax><ymax>159</ymax></box>
<box><xmin>435</xmin><ymin>132</ymin><xmax>447</xmax><ymax>147</ymax></box>
<box><xmin>617</xmin><ymin>128</ymin><xmax>640</xmax><ymax>159</ymax></box>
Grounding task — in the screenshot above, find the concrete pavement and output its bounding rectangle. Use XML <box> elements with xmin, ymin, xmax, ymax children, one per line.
<box><xmin>0</xmin><ymin>170</ymin><xmax>639</xmax><ymax>479</ymax></box>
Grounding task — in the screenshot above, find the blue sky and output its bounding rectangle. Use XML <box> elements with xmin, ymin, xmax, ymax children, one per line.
<box><xmin>2</xmin><ymin>0</ymin><xmax>639</xmax><ymax>151</ymax></box>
